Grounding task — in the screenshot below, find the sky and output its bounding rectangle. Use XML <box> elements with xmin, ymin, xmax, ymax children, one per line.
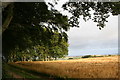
<box><xmin>67</xmin><ymin>16</ymin><xmax>118</xmax><ymax>56</ymax></box>
<box><xmin>52</xmin><ymin>0</ymin><xmax>118</xmax><ymax>56</ymax></box>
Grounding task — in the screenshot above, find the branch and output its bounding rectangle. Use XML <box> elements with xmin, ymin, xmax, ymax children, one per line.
<box><xmin>2</xmin><ymin>3</ymin><xmax>14</xmax><ymax>33</ymax></box>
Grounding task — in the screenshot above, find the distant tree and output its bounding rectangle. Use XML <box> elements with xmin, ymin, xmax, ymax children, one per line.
<box><xmin>82</xmin><ymin>55</ymin><xmax>92</xmax><ymax>58</ymax></box>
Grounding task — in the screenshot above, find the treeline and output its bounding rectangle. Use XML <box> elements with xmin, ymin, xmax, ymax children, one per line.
<box><xmin>3</xmin><ymin>28</ymin><xmax>68</xmax><ymax>62</ymax></box>
<box><xmin>67</xmin><ymin>54</ymin><xmax>116</xmax><ymax>60</ymax></box>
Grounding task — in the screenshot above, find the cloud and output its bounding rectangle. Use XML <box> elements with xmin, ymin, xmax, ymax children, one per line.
<box><xmin>67</xmin><ymin>15</ymin><xmax>118</xmax><ymax>56</ymax></box>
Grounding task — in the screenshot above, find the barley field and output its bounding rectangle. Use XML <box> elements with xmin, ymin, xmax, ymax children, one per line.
<box><xmin>10</xmin><ymin>56</ymin><xmax>119</xmax><ymax>78</ymax></box>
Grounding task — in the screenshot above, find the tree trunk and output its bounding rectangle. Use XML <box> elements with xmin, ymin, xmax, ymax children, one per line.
<box><xmin>2</xmin><ymin>3</ymin><xmax>14</xmax><ymax>33</ymax></box>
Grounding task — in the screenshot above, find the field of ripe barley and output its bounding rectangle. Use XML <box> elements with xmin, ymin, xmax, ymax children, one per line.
<box><xmin>10</xmin><ymin>56</ymin><xmax>119</xmax><ymax>78</ymax></box>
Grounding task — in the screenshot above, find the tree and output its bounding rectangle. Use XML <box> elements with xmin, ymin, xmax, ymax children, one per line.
<box><xmin>49</xmin><ymin>32</ymin><xmax>68</xmax><ymax>60</ymax></box>
<box><xmin>2</xmin><ymin>2</ymin><xmax>70</xmax><ymax>32</ymax></box>
<box><xmin>62</xmin><ymin>2</ymin><xmax>120</xmax><ymax>30</ymax></box>
<box><xmin>2</xmin><ymin>2</ymin><xmax>69</xmax><ymax>60</ymax></box>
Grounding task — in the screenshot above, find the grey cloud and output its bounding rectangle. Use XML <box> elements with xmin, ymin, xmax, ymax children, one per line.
<box><xmin>67</xmin><ymin>15</ymin><xmax>118</xmax><ymax>54</ymax></box>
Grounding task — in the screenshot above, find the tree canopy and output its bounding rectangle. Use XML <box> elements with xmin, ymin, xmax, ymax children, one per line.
<box><xmin>62</xmin><ymin>2</ymin><xmax>120</xmax><ymax>30</ymax></box>
<box><xmin>2</xmin><ymin>2</ymin><xmax>69</xmax><ymax>61</ymax></box>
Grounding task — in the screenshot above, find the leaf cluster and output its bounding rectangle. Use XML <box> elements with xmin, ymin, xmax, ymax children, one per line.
<box><xmin>62</xmin><ymin>2</ymin><xmax>120</xmax><ymax>29</ymax></box>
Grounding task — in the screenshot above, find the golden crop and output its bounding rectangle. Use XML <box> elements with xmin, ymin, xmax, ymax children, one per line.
<box><xmin>10</xmin><ymin>56</ymin><xmax>119</xmax><ymax>78</ymax></box>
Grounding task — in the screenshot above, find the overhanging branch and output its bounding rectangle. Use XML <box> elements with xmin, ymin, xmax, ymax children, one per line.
<box><xmin>2</xmin><ymin>3</ymin><xmax>14</xmax><ymax>33</ymax></box>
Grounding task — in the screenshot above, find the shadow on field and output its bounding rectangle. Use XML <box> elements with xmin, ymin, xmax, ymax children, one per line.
<box><xmin>2</xmin><ymin>63</ymin><xmax>119</xmax><ymax>80</ymax></box>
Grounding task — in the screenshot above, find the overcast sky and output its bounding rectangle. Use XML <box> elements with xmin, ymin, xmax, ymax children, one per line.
<box><xmin>53</xmin><ymin>0</ymin><xmax>118</xmax><ymax>56</ymax></box>
<box><xmin>67</xmin><ymin>16</ymin><xmax>118</xmax><ymax>56</ymax></box>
